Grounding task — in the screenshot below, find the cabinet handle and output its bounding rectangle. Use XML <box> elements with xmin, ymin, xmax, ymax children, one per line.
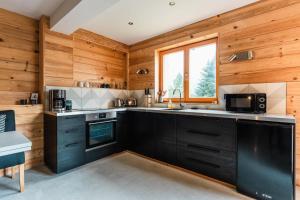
<box><xmin>65</xmin><ymin>128</ymin><xmax>79</xmax><ymax>134</ymax></box>
<box><xmin>187</xmin><ymin>130</ymin><xmax>220</xmax><ymax>137</ymax></box>
<box><xmin>187</xmin><ymin>144</ymin><xmax>220</xmax><ymax>154</ymax></box>
<box><xmin>187</xmin><ymin>157</ymin><xmax>220</xmax><ymax>168</ymax></box>
<box><xmin>64</xmin><ymin>116</ymin><xmax>80</xmax><ymax>120</ymax></box>
<box><xmin>65</xmin><ymin>142</ymin><xmax>80</xmax><ymax>148</ymax></box>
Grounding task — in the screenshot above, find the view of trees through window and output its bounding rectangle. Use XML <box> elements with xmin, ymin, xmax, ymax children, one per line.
<box><xmin>160</xmin><ymin>39</ymin><xmax>217</xmax><ymax>102</ymax></box>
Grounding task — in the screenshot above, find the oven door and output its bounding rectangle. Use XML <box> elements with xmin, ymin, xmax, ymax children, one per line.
<box><xmin>225</xmin><ymin>94</ymin><xmax>255</xmax><ymax>113</ymax></box>
<box><xmin>86</xmin><ymin>119</ymin><xmax>116</xmax><ymax>149</ymax></box>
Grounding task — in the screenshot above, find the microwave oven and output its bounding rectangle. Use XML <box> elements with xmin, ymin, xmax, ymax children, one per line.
<box><xmin>224</xmin><ymin>93</ymin><xmax>267</xmax><ymax>113</ymax></box>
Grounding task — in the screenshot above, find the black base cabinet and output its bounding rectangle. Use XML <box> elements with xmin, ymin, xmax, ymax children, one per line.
<box><xmin>44</xmin><ymin>114</ymin><xmax>86</xmax><ymax>173</ymax></box>
<box><xmin>153</xmin><ymin>113</ymin><xmax>177</xmax><ymax>165</ymax></box>
<box><xmin>176</xmin><ymin>115</ymin><xmax>237</xmax><ymax>184</ymax></box>
<box><xmin>127</xmin><ymin>112</ymin><xmax>237</xmax><ymax>184</ymax></box>
<box><xmin>127</xmin><ymin>112</ymin><xmax>177</xmax><ymax>164</ymax></box>
<box><xmin>128</xmin><ymin>111</ymin><xmax>155</xmax><ymax>158</ymax></box>
<box><xmin>45</xmin><ymin>111</ymin><xmax>237</xmax><ymax>185</ymax></box>
<box><xmin>116</xmin><ymin>111</ymin><xmax>130</xmax><ymax>152</ymax></box>
<box><xmin>44</xmin><ymin>110</ymin><xmax>294</xmax><ymax>200</ymax></box>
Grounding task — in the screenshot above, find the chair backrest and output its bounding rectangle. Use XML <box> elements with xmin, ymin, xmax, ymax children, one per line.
<box><xmin>0</xmin><ymin>110</ymin><xmax>16</xmax><ymax>132</ymax></box>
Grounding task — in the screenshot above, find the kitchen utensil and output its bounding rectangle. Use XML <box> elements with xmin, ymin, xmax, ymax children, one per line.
<box><xmin>78</xmin><ymin>81</ymin><xmax>84</xmax><ymax>88</ymax></box>
<box><xmin>144</xmin><ymin>95</ymin><xmax>152</xmax><ymax>107</ymax></box>
<box><xmin>125</xmin><ymin>97</ymin><xmax>137</xmax><ymax>107</ymax></box>
<box><xmin>114</xmin><ymin>98</ymin><xmax>124</xmax><ymax>108</ymax></box>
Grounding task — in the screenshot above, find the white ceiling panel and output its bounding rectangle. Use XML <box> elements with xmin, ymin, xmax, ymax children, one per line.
<box><xmin>82</xmin><ymin>0</ymin><xmax>258</xmax><ymax>45</ymax></box>
<box><xmin>0</xmin><ymin>0</ymin><xmax>64</xmax><ymax>19</ymax></box>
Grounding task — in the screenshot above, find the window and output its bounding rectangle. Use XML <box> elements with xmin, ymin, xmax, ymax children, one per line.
<box><xmin>159</xmin><ymin>38</ymin><xmax>218</xmax><ymax>103</ymax></box>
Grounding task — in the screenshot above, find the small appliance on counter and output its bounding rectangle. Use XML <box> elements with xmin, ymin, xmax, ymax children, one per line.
<box><xmin>113</xmin><ymin>98</ymin><xmax>124</xmax><ymax>108</ymax></box>
<box><xmin>224</xmin><ymin>93</ymin><xmax>266</xmax><ymax>113</ymax></box>
<box><xmin>144</xmin><ymin>88</ymin><xmax>152</xmax><ymax>107</ymax></box>
<box><xmin>49</xmin><ymin>89</ymin><xmax>66</xmax><ymax>112</ymax></box>
<box><xmin>125</xmin><ymin>97</ymin><xmax>137</xmax><ymax>107</ymax></box>
<box><xmin>65</xmin><ymin>100</ymin><xmax>72</xmax><ymax>111</ymax></box>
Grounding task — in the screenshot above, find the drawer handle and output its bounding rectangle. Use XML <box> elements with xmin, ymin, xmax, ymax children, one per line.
<box><xmin>64</xmin><ymin>116</ymin><xmax>80</xmax><ymax>120</ymax></box>
<box><xmin>187</xmin><ymin>144</ymin><xmax>220</xmax><ymax>154</ymax></box>
<box><xmin>187</xmin><ymin>157</ymin><xmax>220</xmax><ymax>169</ymax></box>
<box><xmin>65</xmin><ymin>128</ymin><xmax>79</xmax><ymax>134</ymax></box>
<box><xmin>65</xmin><ymin>142</ymin><xmax>80</xmax><ymax>148</ymax></box>
<box><xmin>188</xmin><ymin>130</ymin><xmax>220</xmax><ymax>137</ymax></box>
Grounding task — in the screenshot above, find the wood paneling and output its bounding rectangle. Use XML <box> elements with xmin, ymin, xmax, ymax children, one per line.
<box><xmin>73</xmin><ymin>29</ymin><xmax>129</xmax><ymax>53</ymax></box>
<box><xmin>0</xmin><ymin>8</ymin><xmax>39</xmax><ymax>104</ymax></box>
<box><xmin>40</xmin><ymin>18</ymin><xmax>74</xmax><ymax>88</ymax></box>
<box><xmin>129</xmin><ymin>0</ymin><xmax>300</xmax><ymax>185</ymax></box>
<box><xmin>73</xmin><ymin>36</ymin><xmax>127</xmax><ymax>87</ymax></box>
<box><xmin>287</xmin><ymin>82</ymin><xmax>300</xmax><ymax>185</ymax></box>
<box><xmin>0</xmin><ymin>105</ymin><xmax>44</xmax><ymax>176</ymax></box>
<box><xmin>40</xmin><ymin>18</ymin><xmax>129</xmax><ymax>89</ymax></box>
<box><xmin>0</xmin><ymin>9</ymin><xmax>43</xmax><ymax>176</ymax></box>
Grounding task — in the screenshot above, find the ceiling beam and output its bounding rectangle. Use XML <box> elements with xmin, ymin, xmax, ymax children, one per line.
<box><xmin>50</xmin><ymin>0</ymin><xmax>119</xmax><ymax>35</ymax></box>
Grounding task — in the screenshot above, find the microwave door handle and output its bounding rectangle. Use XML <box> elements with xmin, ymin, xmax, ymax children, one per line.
<box><xmin>88</xmin><ymin>120</ymin><xmax>117</xmax><ymax>125</ymax></box>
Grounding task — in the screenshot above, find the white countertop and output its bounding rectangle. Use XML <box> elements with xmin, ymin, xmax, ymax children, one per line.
<box><xmin>44</xmin><ymin>107</ymin><xmax>296</xmax><ymax>124</ymax></box>
<box><xmin>0</xmin><ymin>131</ymin><xmax>32</xmax><ymax>156</ymax></box>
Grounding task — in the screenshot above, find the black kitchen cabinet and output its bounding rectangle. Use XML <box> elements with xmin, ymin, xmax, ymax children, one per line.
<box><xmin>128</xmin><ymin>111</ymin><xmax>155</xmax><ymax>158</ymax></box>
<box><xmin>176</xmin><ymin>115</ymin><xmax>237</xmax><ymax>184</ymax></box>
<box><xmin>116</xmin><ymin>111</ymin><xmax>129</xmax><ymax>152</ymax></box>
<box><xmin>153</xmin><ymin>113</ymin><xmax>177</xmax><ymax>165</ymax></box>
<box><xmin>44</xmin><ymin>114</ymin><xmax>86</xmax><ymax>173</ymax></box>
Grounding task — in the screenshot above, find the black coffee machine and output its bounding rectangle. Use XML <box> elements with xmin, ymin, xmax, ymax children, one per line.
<box><xmin>49</xmin><ymin>89</ymin><xmax>66</xmax><ymax>112</ymax></box>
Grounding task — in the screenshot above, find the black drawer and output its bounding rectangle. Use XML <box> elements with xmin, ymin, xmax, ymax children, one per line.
<box><xmin>58</xmin><ymin>124</ymin><xmax>85</xmax><ymax>140</ymax></box>
<box><xmin>177</xmin><ymin>143</ymin><xmax>236</xmax><ymax>184</ymax></box>
<box><xmin>177</xmin><ymin>116</ymin><xmax>236</xmax><ymax>151</ymax></box>
<box><xmin>58</xmin><ymin>124</ymin><xmax>85</xmax><ymax>135</ymax></box>
<box><xmin>58</xmin><ymin>115</ymin><xmax>85</xmax><ymax>128</ymax></box>
<box><xmin>58</xmin><ymin>138</ymin><xmax>85</xmax><ymax>152</ymax></box>
<box><xmin>57</xmin><ymin>147</ymin><xmax>85</xmax><ymax>173</ymax></box>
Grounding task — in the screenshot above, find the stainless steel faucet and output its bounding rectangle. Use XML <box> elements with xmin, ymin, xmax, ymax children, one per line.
<box><xmin>173</xmin><ymin>89</ymin><xmax>184</xmax><ymax>109</ymax></box>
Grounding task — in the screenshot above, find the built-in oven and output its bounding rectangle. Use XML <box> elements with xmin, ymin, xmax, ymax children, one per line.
<box><xmin>85</xmin><ymin>111</ymin><xmax>117</xmax><ymax>151</ymax></box>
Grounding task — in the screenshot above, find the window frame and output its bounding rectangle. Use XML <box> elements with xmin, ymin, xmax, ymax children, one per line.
<box><xmin>159</xmin><ymin>38</ymin><xmax>219</xmax><ymax>103</ymax></box>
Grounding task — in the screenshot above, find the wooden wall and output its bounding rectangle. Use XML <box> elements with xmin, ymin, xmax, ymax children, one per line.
<box><xmin>39</xmin><ymin>18</ymin><xmax>129</xmax><ymax>96</ymax></box>
<box><xmin>73</xmin><ymin>29</ymin><xmax>128</xmax><ymax>88</ymax></box>
<box><xmin>0</xmin><ymin>9</ymin><xmax>44</xmax><ymax>175</ymax></box>
<box><xmin>129</xmin><ymin>0</ymin><xmax>300</xmax><ymax>184</ymax></box>
<box><xmin>0</xmin><ymin>8</ymin><xmax>39</xmax><ymax>104</ymax></box>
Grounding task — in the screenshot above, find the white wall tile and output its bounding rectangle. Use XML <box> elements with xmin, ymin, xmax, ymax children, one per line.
<box><xmin>266</xmin><ymin>83</ymin><xmax>286</xmax><ymax>98</ymax></box>
<box><xmin>45</xmin><ymin>83</ymin><xmax>287</xmax><ymax>114</ymax></box>
<box><xmin>248</xmin><ymin>83</ymin><xmax>267</xmax><ymax>93</ymax></box>
<box><xmin>267</xmin><ymin>97</ymin><xmax>286</xmax><ymax>114</ymax></box>
<box><xmin>232</xmin><ymin>84</ymin><xmax>249</xmax><ymax>93</ymax></box>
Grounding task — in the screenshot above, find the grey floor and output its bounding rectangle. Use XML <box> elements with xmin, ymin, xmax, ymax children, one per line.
<box><xmin>0</xmin><ymin>152</ymin><xmax>286</xmax><ymax>200</ymax></box>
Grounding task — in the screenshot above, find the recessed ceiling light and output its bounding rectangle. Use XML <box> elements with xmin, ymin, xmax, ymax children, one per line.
<box><xmin>128</xmin><ymin>22</ymin><xmax>134</xmax><ymax>25</ymax></box>
<box><xmin>169</xmin><ymin>1</ymin><xmax>176</xmax><ymax>6</ymax></box>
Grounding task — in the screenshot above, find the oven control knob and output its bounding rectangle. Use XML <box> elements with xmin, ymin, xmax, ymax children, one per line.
<box><xmin>259</xmin><ymin>104</ymin><xmax>265</xmax><ymax>109</ymax></box>
<box><xmin>258</xmin><ymin>97</ymin><xmax>266</xmax><ymax>103</ymax></box>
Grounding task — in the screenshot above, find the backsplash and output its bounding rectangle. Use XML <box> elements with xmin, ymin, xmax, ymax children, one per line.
<box><xmin>219</xmin><ymin>83</ymin><xmax>286</xmax><ymax>114</ymax></box>
<box><xmin>45</xmin><ymin>86</ymin><xmax>129</xmax><ymax>110</ymax></box>
<box><xmin>46</xmin><ymin>82</ymin><xmax>286</xmax><ymax>114</ymax></box>
<box><xmin>131</xmin><ymin>82</ymin><xmax>287</xmax><ymax>115</ymax></box>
